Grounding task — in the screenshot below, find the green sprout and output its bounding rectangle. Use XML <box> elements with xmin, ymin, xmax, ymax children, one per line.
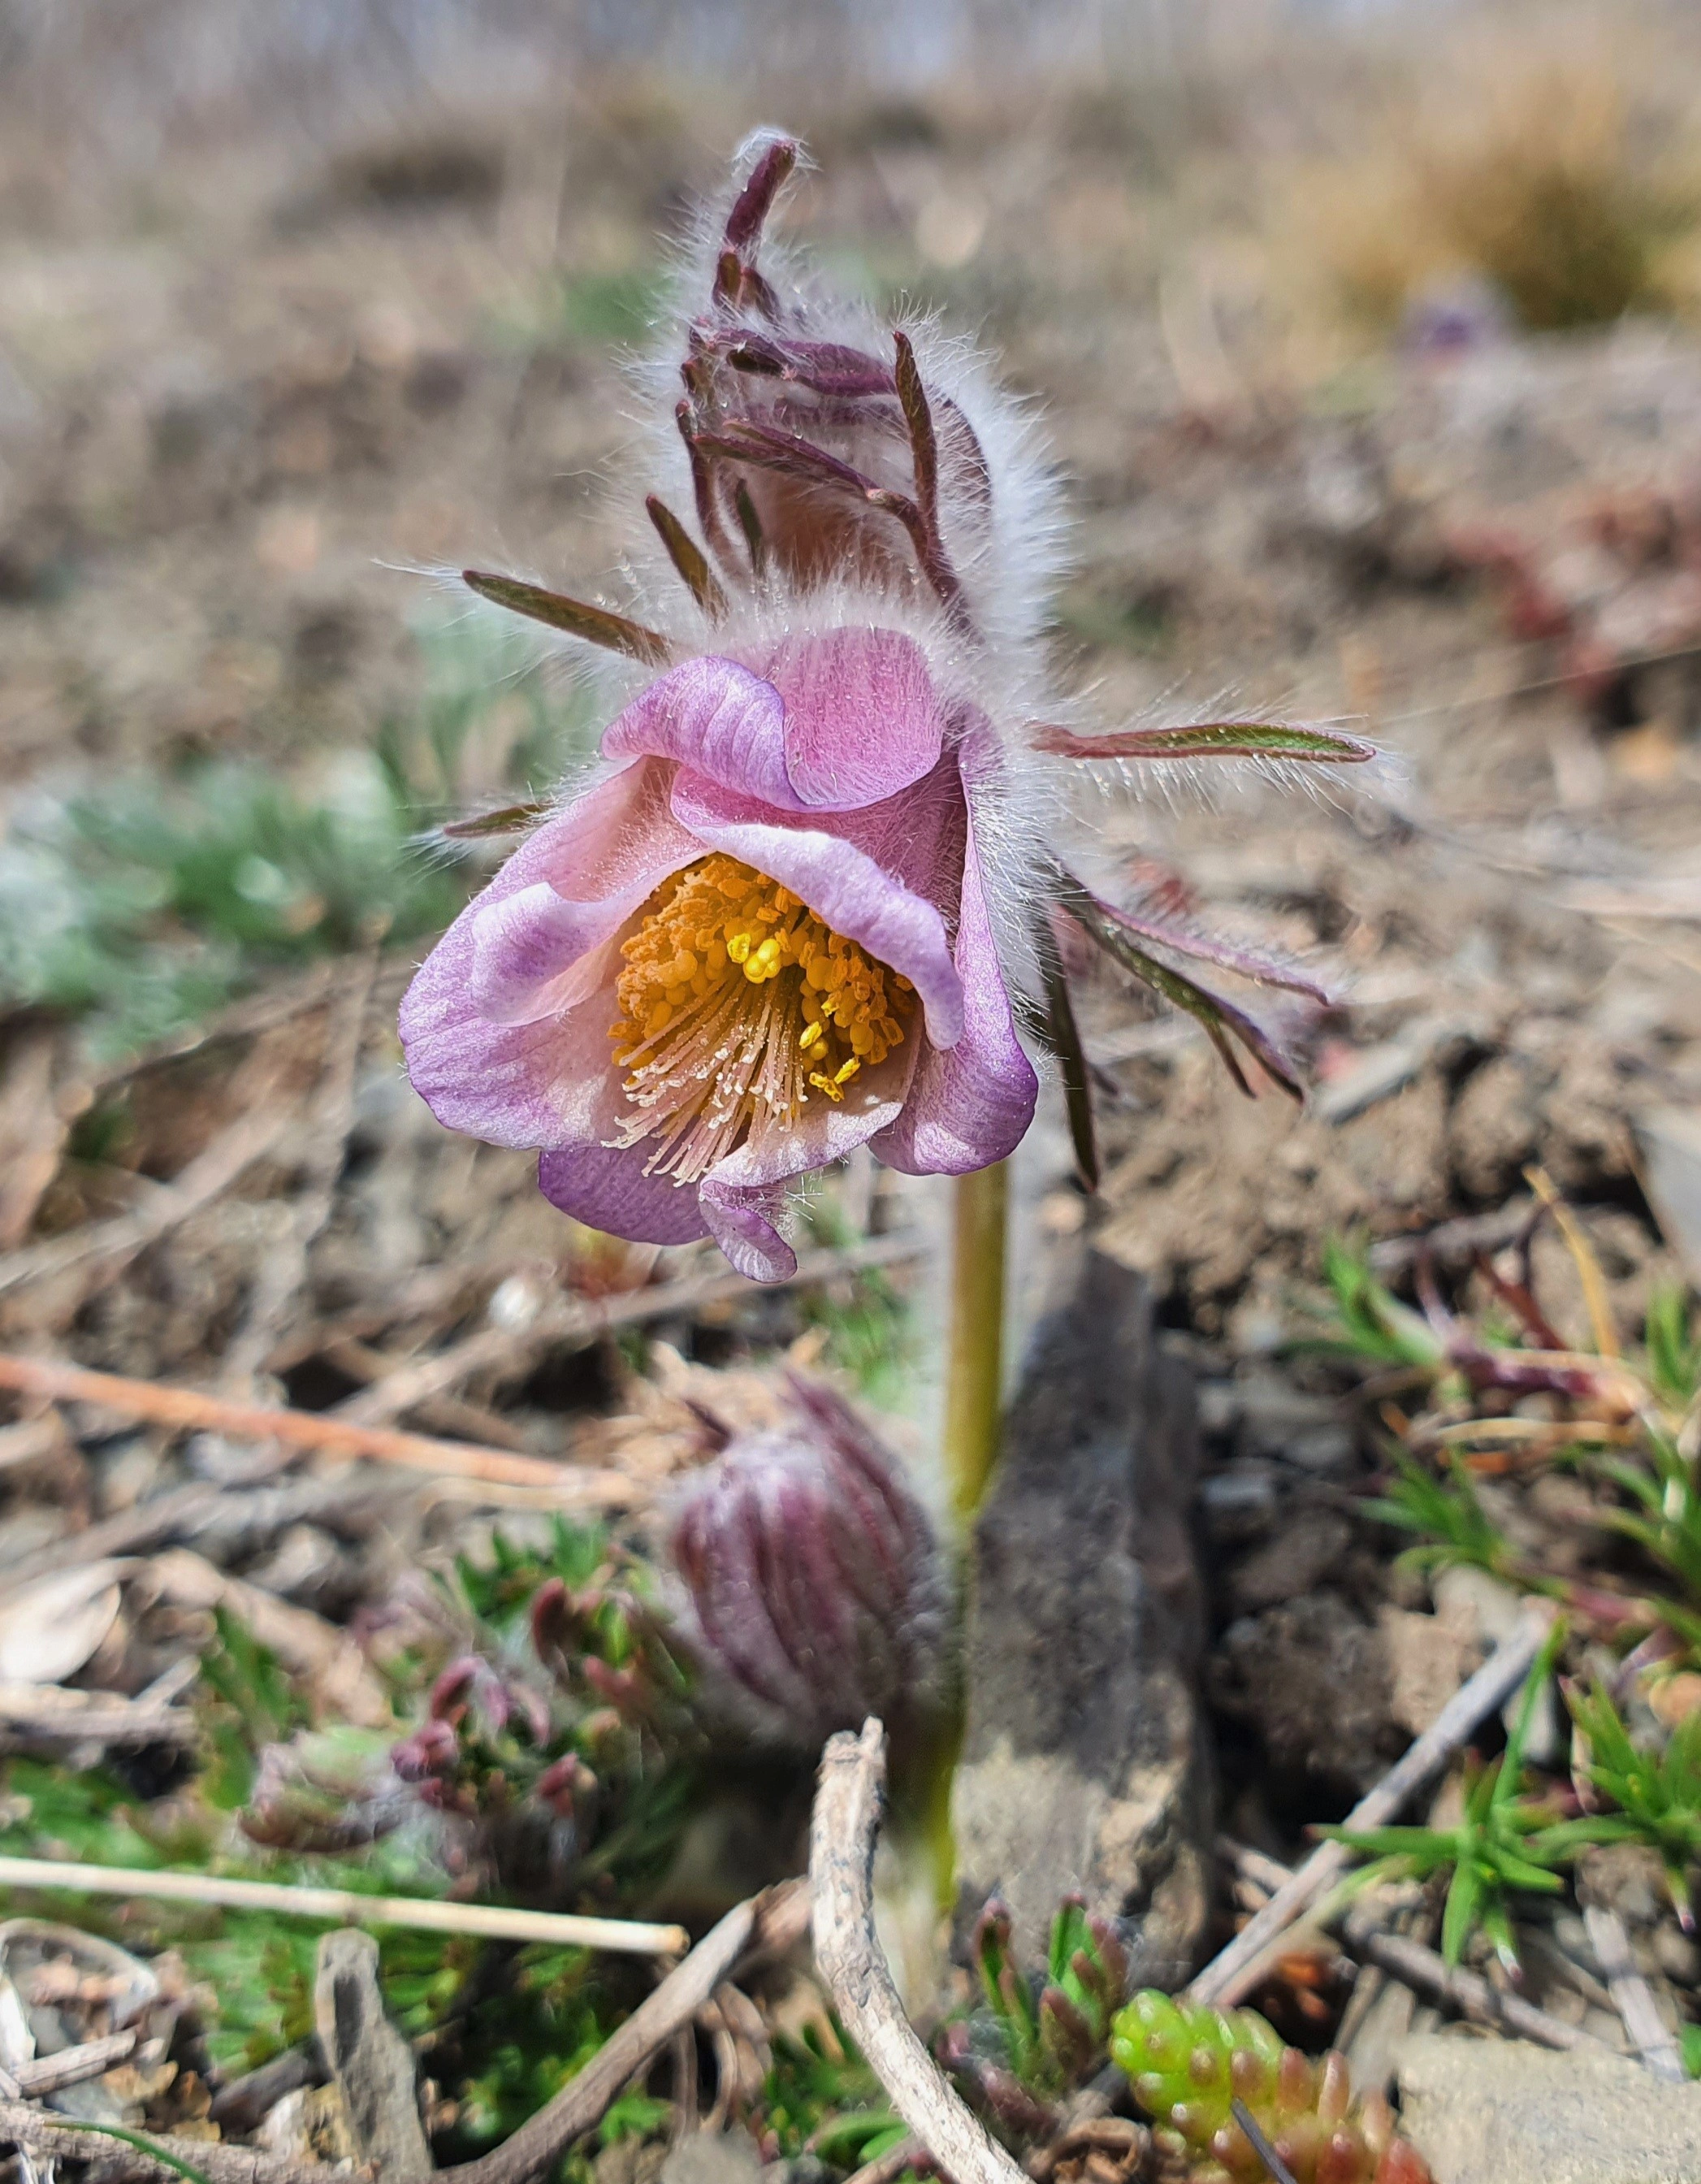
<box><xmin>1596</xmin><ymin>1428</ymin><xmax>1701</xmax><ymax>1605</ymax></box>
<box><xmin>1110</xmin><ymin>1991</ymin><xmax>1428</xmax><ymax>2181</ymax></box>
<box><xmin>1644</xmin><ymin>1286</ymin><xmax>1701</xmax><ymax>1415</ymax></box>
<box><xmin>1322</xmin><ymin>1625</ymin><xmax>1573</xmax><ymax>1972</ymax></box>
<box><xmin>1563</xmin><ymin>1681</ymin><xmax>1701</xmax><ymax>1928</ymax></box>
<box><xmin>1366</xmin><ymin>1450</ymin><xmax>1539</xmax><ymax>1590</ymax></box>
<box><xmin>1316</xmin><ymin>1237</ymin><xmax>1447</xmax><ymax>1375</ymax></box>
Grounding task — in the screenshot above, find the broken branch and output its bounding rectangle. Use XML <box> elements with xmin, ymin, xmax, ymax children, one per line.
<box><xmin>811</xmin><ymin>1718</ymin><xmax>1028</xmax><ymax>2184</ymax></box>
<box><xmin>0</xmin><ymin>1354</ymin><xmax>640</xmax><ymax>1500</ymax></box>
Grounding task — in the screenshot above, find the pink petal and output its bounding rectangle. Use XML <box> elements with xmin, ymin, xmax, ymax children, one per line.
<box><xmin>599</xmin><ymin>656</ymin><xmax>801</xmax><ymax>810</ymax></box>
<box><xmin>762</xmin><ymin>627</ymin><xmax>945</xmax><ymax>808</ymax></box>
<box><xmin>538</xmin><ymin>1142</ymin><xmax>710</xmax><ymax>1248</ymax></box>
<box><xmin>872</xmin><ymin>730</ymin><xmax>1037</xmax><ymax>1174</ymax></box>
<box><xmin>400</xmin><ymin>762</ymin><xmax>692</xmax><ymax>1149</ymax></box>
<box><xmin>598</xmin><ymin>635</ymin><xmax>945</xmax><ymax>815</ymax></box>
<box><xmin>669</xmin><ymin>761</ymin><xmax>967</xmax><ymax>1049</ymax></box>
<box><xmin>700</xmin><ymin>1176</ymin><xmax>797</xmax><ymax>1283</ymax></box>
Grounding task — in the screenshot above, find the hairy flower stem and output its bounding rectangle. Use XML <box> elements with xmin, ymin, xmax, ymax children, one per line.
<box><xmin>902</xmin><ymin>1162</ymin><xmax>1011</xmax><ymax>1926</ymax></box>
<box><xmin>943</xmin><ymin>1160</ymin><xmax>1010</xmax><ymax>1524</ymax></box>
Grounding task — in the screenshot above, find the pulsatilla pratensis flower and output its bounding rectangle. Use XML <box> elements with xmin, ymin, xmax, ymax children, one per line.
<box><xmin>400</xmin><ymin>134</ymin><xmax>1373</xmax><ymax>1279</ymax></box>
<box><xmin>667</xmin><ymin>1372</ymin><xmax>947</xmax><ymax>1748</ymax></box>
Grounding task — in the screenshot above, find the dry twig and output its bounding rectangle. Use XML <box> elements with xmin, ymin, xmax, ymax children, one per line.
<box><xmin>1344</xmin><ymin>1914</ymin><xmax>1613</xmax><ymax>2057</ymax></box>
<box><xmin>0</xmin><ymin>2102</ymin><xmax>344</xmax><ymax>2184</ymax></box>
<box><xmin>0</xmin><ymin>1354</ymin><xmax>641</xmax><ymax>1500</ymax></box>
<box><xmin>811</xmin><ymin>1718</ymin><xmax>1028</xmax><ymax>2184</ymax></box>
<box><xmin>0</xmin><ymin>1103</ymin><xmax>292</xmax><ymax>1307</ymax></box>
<box><xmin>0</xmin><ymin>1683</ymin><xmax>196</xmax><ymax>1750</ymax></box>
<box><xmin>10</xmin><ymin>2030</ymin><xmax>138</xmax><ymax>2097</ymax></box>
<box><xmin>1189</xmin><ymin>1607</ymin><xmax>1557</xmax><ymax>2005</ymax></box>
<box><xmin>843</xmin><ymin>2139</ymin><xmax>928</xmax><ymax>2184</ymax></box>
<box><xmin>1223</xmin><ymin>1838</ymin><xmax>1621</xmax><ymax>2058</ymax></box>
<box><xmin>1582</xmin><ymin>1903</ymin><xmax>1687</xmax><ymax>2083</ymax></box>
<box><xmin>335</xmin><ymin>1233</ymin><xmax>928</xmax><ymax>1430</ymax></box>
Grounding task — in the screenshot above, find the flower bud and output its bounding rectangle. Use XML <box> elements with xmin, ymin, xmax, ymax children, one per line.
<box><xmin>668</xmin><ymin>1372</ymin><xmax>946</xmax><ymax>1748</ymax></box>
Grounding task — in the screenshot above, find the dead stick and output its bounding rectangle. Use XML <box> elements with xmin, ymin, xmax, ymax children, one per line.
<box><xmin>0</xmin><ymin>1354</ymin><xmax>640</xmax><ymax>1499</ymax></box>
<box><xmin>1223</xmin><ymin>1841</ymin><xmax>1617</xmax><ymax>2058</ymax></box>
<box><xmin>335</xmin><ymin>1233</ymin><xmax>928</xmax><ymax>1429</ymax></box>
<box><xmin>0</xmin><ymin>1852</ymin><xmax>687</xmax><ymax>1956</ymax></box>
<box><xmin>0</xmin><ymin>1688</ymin><xmax>197</xmax><ymax>1748</ymax></box>
<box><xmin>0</xmin><ymin>2103</ymin><xmax>345</xmax><ymax>2184</ymax></box>
<box><xmin>439</xmin><ymin>1878</ymin><xmax>809</xmax><ymax>2184</ymax></box>
<box><xmin>1189</xmin><ymin>1606</ymin><xmax>1556</xmax><ymax>2005</ymax></box>
<box><xmin>812</xmin><ymin>1719</ymin><xmax>1028</xmax><ymax>2184</ymax></box>
<box><xmin>1347</xmin><ymin>1921</ymin><xmax>1611</xmax><ymax>2056</ymax></box>
<box><xmin>1582</xmin><ymin>1903</ymin><xmax>1686</xmax><ymax>2082</ymax></box>
<box><xmin>0</xmin><ymin>1103</ymin><xmax>291</xmax><ymax>1302</ymax></box>
<box><xmin>11</xmin><ymin>2030</ymin><xmax>137</xmax><ymax>2097</ymax></box>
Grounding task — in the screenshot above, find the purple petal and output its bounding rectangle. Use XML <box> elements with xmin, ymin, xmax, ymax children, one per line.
<box><xmin>539</xmin><ymin>1142</ymin><xmax>710</xmax><ymax>1249</ymax></box>
<box><xmin>763</xmin><ymin>627</ymin><xmax>945</xmax><ymax>808</ymax></box>
<box><xmin>669</xmin><ymin>765</ymin><xmax>966</xmax><ymax>1048</ymax></box>
<box><xmin>872</xmin><ymin>735</ymin><xmax>1037</xmax><ymax>1175</ymax></box>
<box><xmin>400</xmin><ymin>760</ymin><xmax>695</xmax><ymax>1146</ymax></box>
<box><xmin>599</xmin><ymin>656</ymin><xmax>801</xmax><ymax>810</ymax></box>
<box><xmin>700</xmin><ymin>1176</ymin><xmax>797</xmax><ymax>1282</ymax></box>
<box><xmin>599</xmin><ymin>632</ymin><xmax>945</xmax><ymax>815</ymax></box>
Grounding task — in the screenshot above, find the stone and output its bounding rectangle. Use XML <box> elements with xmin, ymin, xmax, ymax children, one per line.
<box><xmin>1638</xmin><ymin>1106</ymin><xmax>1701</xmax><ymax>1284</ymax></box>
<box><xmin>1378</xmin><ymin>1605</ymin><xmax>1475</xmax><ymax>1737</ymax></box>
<box><xmin>1228</xmin><ymin>1510</ymin><xmax>1353</xmax><ymax>1612</ymax></box>
<box><xmin>1210</xmin><ymin>1593</ymin><xmax>1400</xmax><ymax>1799</ymax></box>
<box><xmin>314</xmin><ymin>1929</ymin><xmax>432</xmax><ymax>2177</ymax></box>
<box><xmin>1398</xmin><ymin>2034</ymin><xmax>1701</xmax><ymax>2184</ymax></box>
<box><xmin>660</xmin><ymin>2131</ymin><xmax>764</xmax><ymax>2184</ymax></box>
<box><xmin>951</xmin><ymin>1247</ymin><xmax>1211</xmax><ymax>1987</ymax></box>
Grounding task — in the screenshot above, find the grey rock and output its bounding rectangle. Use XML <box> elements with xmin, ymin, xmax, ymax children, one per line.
<box><xmin>314</xmin><ymin>1929</ymin><xmax>432</xmax><ymax>2177</ymax></box>
<box><xmin>1228</xmin><ymin>1510</ymin><xmax>1353</xmax><ymax>1613</ymax></box>
<box><xmin>1399</xmin><ymin>2034</ymin><xmax>1701</xmax><ymax>2184</ymax></box>
<box><xmin>951</xmin><ymin>1248</ymin><xmax>1211</xmax><ymax>1985</ymax></box>
<box><xmin>1210</xmin><ymin>1593</ymin><xmax>1400</xmax><ymax>1798</ymax></box>
<box><xmin>659</xmin><ymin>2131</ymin><xmax>764</xmax><ymax>2184</ymax></box>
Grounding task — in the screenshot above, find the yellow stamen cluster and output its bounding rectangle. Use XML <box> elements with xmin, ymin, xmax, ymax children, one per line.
<box><xmin>608</xmin><ymin>853</ymin><xmax>913</xmax><ymax>1181</ymax></box>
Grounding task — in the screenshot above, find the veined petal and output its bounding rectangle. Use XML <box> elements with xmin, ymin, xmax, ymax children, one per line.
<box><xmin>763</xmin><ymin>627</ymin><xmax>945</xmax><ymax>808</ymax></box>
<box><xmin>598</xmin><ymin>631</ymin><xmax>946</xmax><ymax>815</ymax></box>
<box><xmin>700</xmin><ymin>1176</ymin><xmax>797</xmax><ymax>1283</ymax></box>
<box><xmin>538</xmin><ymin>1140</ymin><xmax>711</xmax><ymax>1248</ymax></box>
<box><xmin>400</xmin><ymin>759</ymin><xmax>695</xmax><ymax>1144</ymax></box>
<box><xmin>872</xmin><ymin>728</ymin><xmax>1037</xmax><ymax>1175</ymax></box>
<box><xmin>600</xmin><ymin>656</ymin><xmax>799</xmax><ymax>809</ymax></box>
<box><xmin>669</xmin><ymin>763</ymin><xmax>967</xmax><ymax>1050</ymax></box>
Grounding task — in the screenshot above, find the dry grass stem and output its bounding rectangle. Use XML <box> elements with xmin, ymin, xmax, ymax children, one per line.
<box><xmin>0</xmin><ymin>1852</ymin><xmax>690</xmax><ymax>1955</ymax></box>
<box><xmin>1582</xmin><ymin>1903</ymin><xmax>1687</xmax><ymax>2082</ymax></box>
<box><xmin>438</xmin><ymin>1879</ymin><xmax>810</xmax><ymax>2184</ymax></box>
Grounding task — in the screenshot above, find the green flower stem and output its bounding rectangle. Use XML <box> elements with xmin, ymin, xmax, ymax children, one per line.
<box><xmin>894</xmin><ymin>1161</ymin><xmax>1011</xmax><ymax>1925</ymax></box>
<box><xmin>942</xmin><ymin>1159</ymin><xmax>1010</xmax><ymax>1523</ymax></box>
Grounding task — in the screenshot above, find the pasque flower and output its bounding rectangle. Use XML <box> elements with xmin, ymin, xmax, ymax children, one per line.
<box><xmin>400</xmin><ymin>135</ymin><xmax>1372</xmax><ymax>1278</ymax></box>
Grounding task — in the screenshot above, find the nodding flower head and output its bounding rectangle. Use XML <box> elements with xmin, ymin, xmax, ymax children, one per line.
<box><xmin>666</xmin><ymin>1372</ymin><xmax>948</xmax><ymax>1749</ymax></box>
<box><xmin>400</xmin><ymin>132</ymin><xmax>1374</xmax><ymax>1279</ymax></box>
